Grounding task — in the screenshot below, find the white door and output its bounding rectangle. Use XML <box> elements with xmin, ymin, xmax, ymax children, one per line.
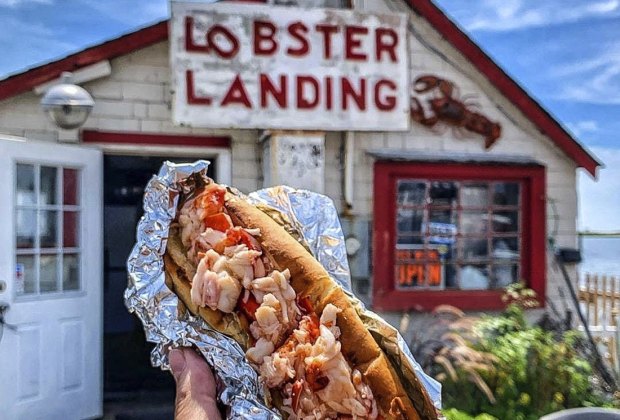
<box><xmin>0</xmin><ymin>136</ymin><xmax>103</xmax><ymax>420</ymax></box>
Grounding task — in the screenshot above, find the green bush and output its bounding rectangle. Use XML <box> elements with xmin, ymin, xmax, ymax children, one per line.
<box><xmin>428</xmin><ymin>284</ymin><xmax>615</xmax><ymax>419</ymax></box>
<box><xmin>443</xmin><ymin>408</ymin><xmax>497</xmax><ymax>420</ymax></box>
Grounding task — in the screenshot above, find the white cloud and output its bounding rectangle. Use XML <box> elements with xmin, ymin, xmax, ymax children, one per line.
<box><xmin>578</xmin><ymin>146</ymin><xmax>620</xmax><ymax>232</ymax></box>
<box><xmin>77</xmin><ymin>0</ymin><xmax>168</xmax><ymax>25</ymax></box>
<box><xmin>566</xmin><ymin>120</ymin><xmax>599</xmax><ymax>137</ymax></box>
<box><xmin>463</xmin><ymin>0</ymin><xmax>620</xmax><ymax>32</ymax></box>
<box><xmin>0</xmin><ymin>0</ymin><xmax>51</xmax><ymax>6</ymax></box>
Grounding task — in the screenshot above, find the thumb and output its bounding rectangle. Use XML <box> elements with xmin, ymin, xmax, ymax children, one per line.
<box><xmin>169</xmin><ymin>348</ymin><xmax>188</xmax><ymax>382</ymax></box>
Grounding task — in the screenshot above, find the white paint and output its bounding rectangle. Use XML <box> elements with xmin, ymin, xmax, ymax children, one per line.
<box><xmin>170</xmin><ymin>2</ymin><xmax>409</xmax><ymax>131</ymax></box>
<box><xmin>33</xmin><ymin>61</ymin><xmax>112</xmax><ymax>95</ymax></box>
<box><xmin>0</xmin><ymin>136</ymin><xmax>102</xmax><ymax>419</ymax></box>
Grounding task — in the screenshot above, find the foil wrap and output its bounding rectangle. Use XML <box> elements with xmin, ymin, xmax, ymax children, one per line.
<box><xmin>125</xmin><ymin>160</ymin><xmax>441</xmax><ymax>419</ymax></box>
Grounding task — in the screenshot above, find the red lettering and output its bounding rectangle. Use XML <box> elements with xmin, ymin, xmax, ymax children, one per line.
<box><xmin>297</xmin><ymin>76</ymin><xmax>319</xmax><ymax>109</ymax></box>
<box><xmin>254</xmin><ymin>20</ymin><xmax>278</xmax><ymax>56</ymax></box>
<box><xmin>345</xmin><ymin>26</ymin><xmax>368</xmax><ymax>61</ymax></box>
<box><xmin>260</xmin><ymin>74</ymin><xmax>287</xmax><ymax>108</ymax></box>
<box><xmin>287</xmin><ymin>22</ymin><xmax>310</xmax><ymax>56</ymax></box>
<box><xmin>221</xmin><ymin>75</ymin><xmax>252</xmax><ymax>108</ymax></box>
<box><xmin>375</xmin><ymin>28</ymin><xmax>398</xmax><ymax>62</ymax></box>
<box><xmin>341</xmin><ymin>77</ymin><xmax>366</xmax><ymax>110</ymax></box>
<box><xmin>206</xmin><ymin>24</ymin><xmax>239</xmax><ymax>59</ymax></box>
<box><xmin>185</xmin><ymin>70</ymin><xmax>212</xmax><ymax>105</ymax></box>
<box><xmin>315</xmin><ymin>24</ymin><xmax>339</xmax><ymax>59</ymax></box>
<box><xmin>325</xmin><ymin>76</ymin><xmax>333</xmax><ymax>111</ymax></box>
<box><xmin>185</xmin><ymin>17</ymin><xmax>209</xmax><ymax>53</ymax></box>
<box><xmin>374</xmin><ymin>79</ymin><xmax>397</xmax><ymax>111</ymax></box>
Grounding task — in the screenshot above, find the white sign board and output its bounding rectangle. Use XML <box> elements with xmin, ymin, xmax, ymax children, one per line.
<box><xmin>170</xmin><ymin>2</ymin><xmax>410</xmax><ymax>131</ymax></box>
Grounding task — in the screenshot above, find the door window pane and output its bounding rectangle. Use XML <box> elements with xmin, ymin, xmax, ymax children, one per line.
<box><xmin>40</xmin><ymin>166</ymin><xmax>58</xmax><ymax>205</ymax></box>
<box><xmin>63</xmin><ymin>254</ymin><xmax>79</xmax><ymax>291</ymax></box>
<box><xmin>63</xmin><ymin>211</ymin><xmax>79</xmax><ymax>248</ymax></box>
<box><xmin>40</xmin><ymin>254</ymin><xmax>59</xmax><ymax>292</ymax></box>
<box><xmin>63</xmin><ymin>168</ymin><xmax>78</xmax><ymax>205</ymax></box>
<box><xmin>16</xmin><ymin>209</ymin><xmax>36</xmax><ymax>248</ymax></box>
<box><xmin>16</xmin><ymin>255</ymin><xmax>36</xmax><ymax>295</ymax></box>
<box><xmin>16</xmin><ymin>164</ymin><xmax>36</xmax><ymax>206</ymax></box>
<box><xmin>15</xmin><ymin>163</ymin><xmax>81</xmax><ymax>298</ymax></box>
<box><xmin>39</xmin><ymin>210</ymin><xmax>58</xmax><ymax>248</ymax></box>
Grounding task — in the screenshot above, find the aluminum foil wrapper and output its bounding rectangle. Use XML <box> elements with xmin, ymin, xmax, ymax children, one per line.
<box><xmin>125</xmin><ymin>160</ymin><xmax>441</xmax><ymax>419</ymax></box>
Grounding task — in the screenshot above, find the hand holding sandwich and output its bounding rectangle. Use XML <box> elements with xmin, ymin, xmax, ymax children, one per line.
<box><xmin>170</xmin><ymin>348</ymin><xmax>222</xmax><ymax>420</ymax></box>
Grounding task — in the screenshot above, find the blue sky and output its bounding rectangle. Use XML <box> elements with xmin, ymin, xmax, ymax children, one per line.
<box><xmin>0</xmin><ymin>0</ymin><xmax>618</xmax><ymax>231</ymax></box>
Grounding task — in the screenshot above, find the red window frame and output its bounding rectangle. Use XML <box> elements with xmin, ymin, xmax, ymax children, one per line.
<box><xmin>372</xmin><ymin>161</ymin><xmax>546</xmax><ymax>311</ymax></box>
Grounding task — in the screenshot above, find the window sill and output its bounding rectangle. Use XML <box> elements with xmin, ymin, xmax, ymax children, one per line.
<box><xmin>372</xmin><ymin>288</ymin><xmax>544</xmax><ymax>312</ymax></box>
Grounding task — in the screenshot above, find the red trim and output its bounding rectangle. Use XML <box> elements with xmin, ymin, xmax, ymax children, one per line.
<box><xmin>0</xmin><ymin>21</ymin><xmax>168</xmax><ymax>102</ymax></box>
<box><xmin>372</xmin><ymin>161</ymin><xmax>546</xmax><ymax>312</ymax></box>
<box><xmin>406</xmin><ymin>0</ymin><xmax>599</xmax><ymax>176</ymax></box>
<box><xmin>0</xmin><ymin>4</ymin><xmax>601</xmax><ymax>175</ymax></box>
<box><xmin>82</xmin><ymin>130</ymin><xmax>231</xmax><ymax>148</ymax></box>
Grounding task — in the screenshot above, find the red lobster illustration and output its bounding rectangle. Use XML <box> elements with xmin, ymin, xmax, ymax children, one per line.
<box><xmin>410</xmin><ymin>75</ymin><xmax>501</xmax><ymax>149</ymax></box>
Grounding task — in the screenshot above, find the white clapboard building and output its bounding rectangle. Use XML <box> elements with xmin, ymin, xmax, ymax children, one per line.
<box><xmin>0</xmin><ymin>0</ymin><xmax>600</xmax><ymax>418</ymax></box>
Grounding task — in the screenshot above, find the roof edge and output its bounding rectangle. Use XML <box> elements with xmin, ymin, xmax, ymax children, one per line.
<box><xmin>406</xmin><ymin>0</ymin><xmax>601</xmax><ymax>177</ymax></box>
<box><xmin>0</xmin><ymin>20</ymin><xmax>168</xmax><ymax>102</ymax></box>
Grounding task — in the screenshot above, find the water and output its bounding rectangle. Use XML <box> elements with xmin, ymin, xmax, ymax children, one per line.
<box><xmin>580</xmin><ymin>236</ymin><xmax>620</xmax><ymax>277</ymax></box>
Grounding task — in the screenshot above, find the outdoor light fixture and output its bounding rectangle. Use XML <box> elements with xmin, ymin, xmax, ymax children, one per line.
<box><xmin>40</xmin><ymin>72</ymin><xmax>94</xmax><ymax>129</ymax></box>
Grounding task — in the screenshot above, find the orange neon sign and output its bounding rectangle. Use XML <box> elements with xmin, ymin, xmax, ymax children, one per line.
<box><xmin>396</xmin><ymin>248</ymin><xmax>443</xmax><ymax>287</ymax></box>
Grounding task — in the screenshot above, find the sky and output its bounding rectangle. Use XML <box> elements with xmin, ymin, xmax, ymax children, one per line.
<box><xmin>0</xmin><ymin>0</ymin><xmax>618</xmax><ymax>231</ymax></box>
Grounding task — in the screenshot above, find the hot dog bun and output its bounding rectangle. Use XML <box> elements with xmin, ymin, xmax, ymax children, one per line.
<box><xmin>164</xmin><ymin>190</ymin><xmax>437</xmax><ymax>419</ymax></box>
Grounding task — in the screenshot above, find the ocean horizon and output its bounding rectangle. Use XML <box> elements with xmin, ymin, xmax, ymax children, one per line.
<box><xmin>579</xmin><ymin>236</ymin><xmax>620</xmax><ymax>279</ymax></box>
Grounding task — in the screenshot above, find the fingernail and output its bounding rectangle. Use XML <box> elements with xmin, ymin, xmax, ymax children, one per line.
<box><xmin>169</xmin><ymin>348</ymin><xmax>187</xmax><ymax>379</ymax></box>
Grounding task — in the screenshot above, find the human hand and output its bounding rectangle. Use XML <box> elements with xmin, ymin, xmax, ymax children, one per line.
<box><xmin>170</xmin><ymin>347</ymin><xmax>222</xmax><ymax>420</ymax></box>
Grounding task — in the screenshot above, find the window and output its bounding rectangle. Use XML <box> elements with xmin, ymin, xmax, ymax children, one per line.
<box><xmin>373</xmin><ymin>161</ymin><xmax>545</xmax><ymax>311</ymax></box>
<box><xmin>15</xmin><ymin>163</ymin><xmax>81</xmax><ymax>297</ymax></box>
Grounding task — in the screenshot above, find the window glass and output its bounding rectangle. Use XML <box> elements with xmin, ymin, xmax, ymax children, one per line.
<box><xmin>16</xmin><ymin>164</ymin><xmax>36</xmax><ymax>206</ymax></box>
<box><xmin>393</xmin><ymin>179</ymin><xmax>521</xmax><ymax>292</ymax></box>
<box><xmin>493</xmin><ymin>183</ymin><xmax>520</xmax><ymax>206</ymax></box>
<box><xmin>40</xmin><ymin>166</ymin><xmax>58</xmax><ymax>205</ymax></box>
<box><xmin>39</xmin><ymin>210</ymin><xmax>59</xmax><ymax>248</ymax></box>
<box><xmin>40</xmin><ymin>254</ymin><xmax>59</xmax><ymax>292</ymax></box>
<box><xmin>63</xmin><ymin>254</ymin><xmax>79</xmax><ymax>291</ymax></box>
<box><xmin>63</xmin><ymin>168</ymin><xmax>79</xmax><ymax>205</ymax></box>
<box><xmin>15</xmin><ymin>163</ymin><xmax>81</xmax><ymax>297</ymax></box>
<box><xmin>16</xmin><ymin>209</ymin><xmax>36</xmax><ymax>248</ymax></box>
<box><xmin>492</xmin><ymin>211</ymin><xmax>519</xmax><ymax>233</ymax></box>
<box><xmin>461</xmin><ymin>184</ymin><xmax>488</xmax><ymax>207</ymax></box>
<box><xmin>429</xmin><ymin>181</ymin><xmax>457</xmax><ymax>206</ymax></box>
<box><xmin>397</xmin><ymin>208</ymin><xmax>423</xmax><ymax>235</ymax></box>
<box><xmin>16</xmin><ymin>255</ymin><xmax>36</xmax><ymax>295</ymax></box>
<box><xmin>397</xmin><ymin>181</ymin><xmax>426</xmax><ymax>206</ymax></box>
<box><xmin>63</xmin><ymin>211</ymin><xmax>79</xmax><ymax>248</ymax></box>
<box><xmin>460</xmin><ymin>211</ymin><xmax>488</xmax><ymax>236</ymax></box>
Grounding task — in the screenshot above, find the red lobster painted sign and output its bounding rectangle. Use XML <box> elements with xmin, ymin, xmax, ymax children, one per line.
<box><xmin>410</xmin><ymin>75</ymin><xmax>501</xmax><ymax>149</ymax></box>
